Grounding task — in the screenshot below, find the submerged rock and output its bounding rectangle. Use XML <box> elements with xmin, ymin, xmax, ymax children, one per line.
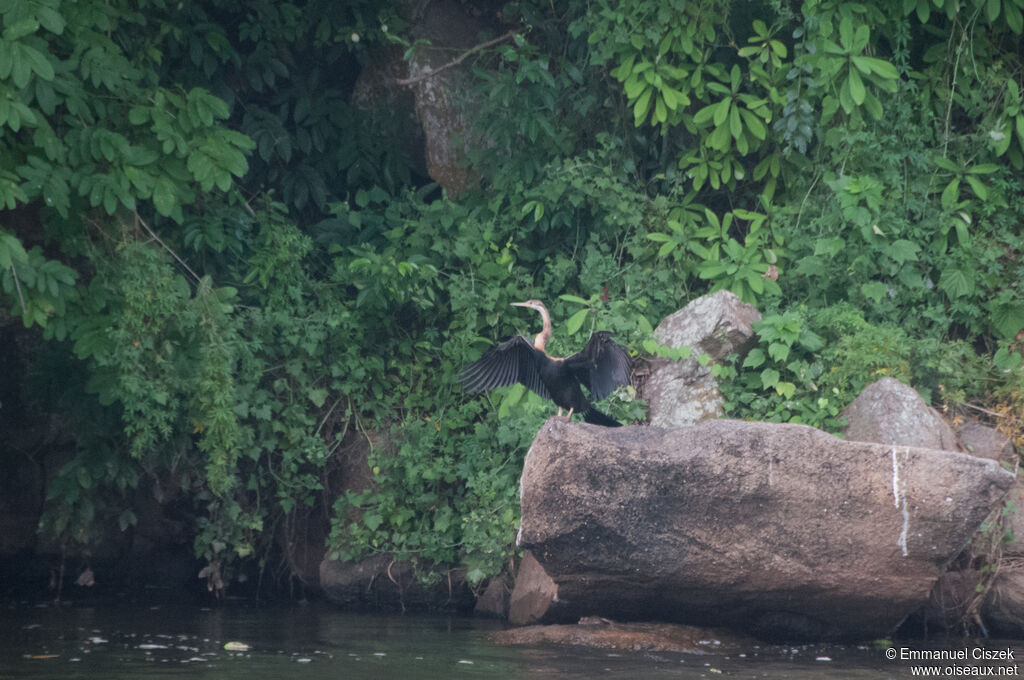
<box><xmin>474</xmin><ymin>572</ymin><xmax>513</xmax><ymax>619</ymax></box>
<box><xmin>493</xmin><ymin>618</ymin><xmax>752</xmax><ymax>653</ymax></box>
<box><xmin>514</xmin><ymin>418</ymin><xmax>1014</xmax><ymax>641</ymax></box>
<box><xmin>508</xmin><ymin>551</ymin><xmax>557</xmax><ymax>625</ymax></box>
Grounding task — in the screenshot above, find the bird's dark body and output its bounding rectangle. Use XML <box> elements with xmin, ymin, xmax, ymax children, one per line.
<box><xmin>459</xmin><ymin>308</ymin><xmax>631</xmax><ymax>427</ymax></box>
<box><xmin>535</xmin><ymin>353</ymin><xmax>619</xmax><ymax>426</ymax></box>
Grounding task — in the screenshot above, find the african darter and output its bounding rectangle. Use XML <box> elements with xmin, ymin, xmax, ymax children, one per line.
<box><xmin>459</xmin><ymin>299</ymin><xmax>632</xmax><ymax>426</ymax></box>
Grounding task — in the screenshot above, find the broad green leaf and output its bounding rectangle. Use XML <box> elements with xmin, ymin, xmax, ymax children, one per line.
<box><xmin>152</xmin><ymin>177</ymin><xmax>176</xmax><ymax>216</ymax></box>
<box><xmin>307</xmin><ymin>387</ymin><xmax>328</xmax><ymax>408</ymax></box>
<box><xmin>988</xmin><ymin>0</ymin><xmax>1001</xmax><ymax>22</ymax></box>
<box><xmin>954</xmin><ymin>219</ymin><xmax>971</xmax><ymax>246</ymax></box>
<box><xmin>740</xmin><ymin>108</ymin><xmax>766</xmax><ymax>139</ymax></box>
<box><xmin>775</xmin><ymin>381</ymin><xmax>796</xmax><ymax>398</ymax></box>
<box><xmin>851</xmin><ymin>55</ymin><xmax>873</xmax><ymax>74</ymax></box>
<box><xmin>565</xmin><ymin>308</ymin><xmax>589</xmax><ymax>335</ymax></box>
<box><xmin>708</xmin><ymin>123</ymin><xmax>731</xmax><ymax>150</ymax></box>
<box><xmin>848</xmin><ymin>68</ymin><xmax>866</xmax><ymax>105</ymax></box>
<box><xmin>839</xmin><ymin>17</ymin><xmax>855</xmax><ymax>50</ymax></box>
<box><xmin>1006</xmin><ymin>1</ymin><xmax>1023</xmax><ymax>32</ymax></box>
<box><xmin>861</xmin><ymin>281</ymin><xmax>887</xmax><ymax>303</ymax></box>
<box><xmin>713</xmin><ymin>99</ymin><xmax>730</xmax><ymax>127</ymax></box>
<box><xmin>693</xmin><ymin>103</ymin><xmax>717</xmax><ymax>125</ymax></box>
<box><xmin>633</xmin><ymin>87</ymin><xmax>653</xmax><ymax>125</ymax></box>
<box><xmin>990</xmin><ymin>302</ymin><xmax>1024</xmax><ymax>338</ymax></box>
<box><xmin>853</xmin><ymin>23</ymin><xmax>870</xmax><ymax>52</ymax></box>
<box><xmin>698</xmin><ymin>262</ymin><xmax>728</xmax><ymax>279</ymax></box>
<box><xmin>940</xmin><ymin>178</ymin><xmax>960</xmax><ymax>208</ymax></box>
<box><xmin>814</xmin><ymin>237</ymin><xmax>846</xmax><ymax>257</ymax></box>
<box><xmin>965</xmin><ymin>175</ymin><xmax>988</xmax><ymax>200</ymax></box>
<box><xmin>0</xmin><ymin>230</ymin><xmax>29</xmax><ymax>268</ymax></box>
<box><xmin>865</xmin><ymin>57</ymin><xmax>899</xmax><ymax>79</ymax></box>
<box><xmin>4</xmin><ymin>18</ymin><xmax>39</xmax><ymax>41</ymax></box>
<box><xmin>768</xmin><ymin>341</ymin><xmax>790</xmax><ymax>362</ymax></box>
<box><xmin>838</xmin><ymin>79</ymin><xmax>855</xmax><ymax>113</ymax></box>
<box><xmin>363</xmin><ymin>512</ymin><xmax>383</xmax><ymax>531</ymax></box>
<box><xmin>654</xmin><ymin>94</ymin><xmax>667</xmax><ymax>123</ymax></box>
<box><xmin>729</xmin><ymin>104</ymin><xmax>742</xmax><ymax>139</ymax></box>
<box><xmin>886</xmin><ymin>239</ymin><xmax>920</xmax><ymax>264</ymax></box>
<box><xmin>498</xmin><ymin>383</ymin><xmax>526</xmax><ymax>418</ymax></box>
<box><xmin>128</xmin><ymin>107</ymin><xmax>149</xmax><ymax>125</ymax></box>
<box><xmin>19</xmin><ymin>43</ymin><xmax>53</xmax><ymax>81</ymax></box>
<box><xmin>794</xmin><ymin>255</ymin><xmax>825</xmax><ymax>277</ymax></box>
<box><xmin>662</xmin><ymin>86</ymin><xmax>678</xmax><ymax>110</ymax></box>
<box><xmin>623</xmin><ymin>77</ymin><xmax>646</xmax><ymax>100</ymax></box>
<box><xmin>743</xmin><ymin>347</ymin><xmax>766</xmax><ymax>368</ymax></box>
<box><xmin>938</xmin><ymin>267</ymin><xmax>975</xmax><ymax>298</ymax></box>
<box><xmin>995</xmin><ymin>347</ymin><xmax>1024</xmax><ymax>371</ymax></box>
<box><xmin>0</xmin><ymin>42</ymin><xmax>12</xmax><ymax>80</ymax></box>
<box><xmin>760</xmin><ymin>368</ymin><xmax>780</xmax><ymax>389</ymax></box>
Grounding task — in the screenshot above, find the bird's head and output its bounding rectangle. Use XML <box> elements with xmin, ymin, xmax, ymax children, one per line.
<box><xmin>511</xmin><ymin>299</ymin><xmax>548</xmax><ymax>314</ymax></box>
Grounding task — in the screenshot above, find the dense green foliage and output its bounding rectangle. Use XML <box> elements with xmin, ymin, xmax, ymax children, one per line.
<box><xmin>2</xmin><ymin>0</ymin><xmax>1023</xmax><ymax>593</ymax></box>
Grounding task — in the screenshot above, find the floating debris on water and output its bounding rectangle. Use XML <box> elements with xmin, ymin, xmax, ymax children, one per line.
<box><xmin>296</xmin><ymin>657</ymin><xmax>312</xmax><ymax>663</ymax></box>
<box><xmin>224</xmin><ymin>641</ymin><xmax>251</xmax><ymax>651</ymax></box>
<box><xmin>816</xmin><ymin>656</ymin><xmax>832</xmax><ymax>661</ymax></box>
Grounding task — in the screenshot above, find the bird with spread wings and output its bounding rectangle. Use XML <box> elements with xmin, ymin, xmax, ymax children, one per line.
<box><xmin>459</xmin><ymin>299</ymin><xmax>632</xmax><ymax>426</ymax></box>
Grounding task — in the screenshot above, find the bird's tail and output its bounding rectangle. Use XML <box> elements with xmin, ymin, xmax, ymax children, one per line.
<box><xmin>583</xmin><ymin>407</ymin><xmax>621</xmax><ymax>427</ymax></box>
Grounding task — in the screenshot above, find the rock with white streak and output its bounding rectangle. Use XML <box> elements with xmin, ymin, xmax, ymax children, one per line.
<box><xmin>513</xmin><ymin>418</ymin><xmax>1014</xmax><ymax>641</ymax></box>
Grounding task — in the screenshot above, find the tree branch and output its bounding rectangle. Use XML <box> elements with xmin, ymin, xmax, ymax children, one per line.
<box><xmin>137</xmin><ymin>214</ymin><xmax>202</xmax><ymax>283</ymax></box>
<box><xmin>395</xmin><ymin>30</ymin><xmax>517</xmax><ymax>87</ymax></box>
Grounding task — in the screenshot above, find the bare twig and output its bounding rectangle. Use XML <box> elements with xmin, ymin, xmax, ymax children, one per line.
<box><xmin>961</xmin><ymin>402</ymin><xmax>1006</xmax><ymax>418</ymax></box>
<box><xmin>395</xmin><ymin>30</ymin><xmax>517</xmax><ymax>86</ymax></box>
<box><xmin>10</xmin><ymin>262</ymin><xmax>26</xmax><ymax>313</ymax></box>
<box><xmin>136</xmin><ymin>214</ymin><xmax>201</xmax><ymax>283</ymax></box>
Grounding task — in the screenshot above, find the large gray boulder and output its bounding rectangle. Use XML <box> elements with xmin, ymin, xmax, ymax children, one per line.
<box><xmin>957</xmin><ymin>419</ymin><xmax>1016</xmax><ymax>465</ymax></box>
<box><xmin>839</xmin><ymin>378</ymin><xmax>1022</xmax><ymax>635</ymax></box>
<box><xmin>513</xmin><ymin>418</ymin><xmax>1014</xmax><ymax>641</ymax></box>
<box><xmin>643</xmin><ymin>290</ymin><xmax>760</xmax><ymax>428</ymax></box>
<box><xmin>841</xmin><ymin>377</ymin><xmax>958</xmax><ymax>451</ymax></box>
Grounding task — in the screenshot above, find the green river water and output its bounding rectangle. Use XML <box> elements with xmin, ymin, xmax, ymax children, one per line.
<box><xmin>2</xmin><ymin>600</ymin><xmax>1019</xmax><ymax>679</ymax></box>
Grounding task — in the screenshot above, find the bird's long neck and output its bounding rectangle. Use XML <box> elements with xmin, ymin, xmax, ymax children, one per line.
<box><xmin>533</xmin><ymin>305</ymin><xmax>552</xmax><ymax>352</ymax></box>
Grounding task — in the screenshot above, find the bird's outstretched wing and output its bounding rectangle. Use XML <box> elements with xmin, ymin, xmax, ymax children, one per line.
<box><xmin>459</xmin><ymin>335</ymin><xmax>551</xmax><ymax>399</ymax></box>
<box><xmin>565</xmin><ymin>331</ymin><xmax>632</xmax><ymax>401</ymax></box>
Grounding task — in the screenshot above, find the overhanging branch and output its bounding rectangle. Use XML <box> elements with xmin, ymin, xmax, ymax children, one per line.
<box><xmin>395</xmin><ymin>30</ymin><xmax>517</xmax><ymax>87</ymax></box>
